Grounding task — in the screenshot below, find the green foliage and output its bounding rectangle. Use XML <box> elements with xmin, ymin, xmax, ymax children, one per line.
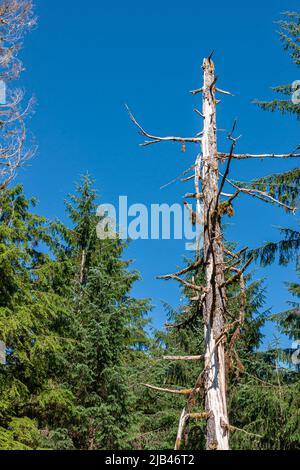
<box><xmin>230</xmin><ymin>379</ymin><xmax>300</xmax><ymax>450</ymax></box>
<box><xmin>239</xmin><ymin>168</ymin><xmax>300</xmax><ymax>208</ymax></box>
<box><xmin>132</xmin><ymin>254</ymin><xmax>269</xmax><ymax>450</ymax></box>
<box><xmin>0</xmin><ymin>178</ymin><xmax>150</xmax><ymax>450</ymax></box>
<box><xmin>0</xmin><ymin>416</ymin><xmax>45</xmax><ymax>450</ymax></box>
<box><xmin>250</xmin><ymin>227</ymin><xmax>300</xmax><ymax>266</ymax></box>
<box><xmin>54</xmin><ymin>176</ymin><xmax>150</xmax><ymax>450</ymax></box>
<box><xmin>270</xmin><ymin>260</ymin><xmax>300</xmax><ymax>342</ymax></box>
<box><xmin>254</xmin><ymin>12</ymin><xmax>300</xmax><ymax>119</ymax></box>
<box><xmin>0</xmin><ymin>185</ymin><xmax>72</xmax><ymax>450</ymax></box>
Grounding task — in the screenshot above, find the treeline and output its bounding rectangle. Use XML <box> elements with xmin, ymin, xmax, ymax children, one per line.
<box><xmin>0</xmin><ymin>176</ymin><xmax>299</xmax><ymax>450</ymax></box>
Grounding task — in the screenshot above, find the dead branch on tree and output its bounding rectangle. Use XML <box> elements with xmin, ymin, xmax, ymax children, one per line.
<box><xmin>160</xmin><ymin>164</ymin><xmax>195</xmax><ymax>190</ymax></box>
<box><xmin>217</xmin><ymin>120</ymin><xmax>239</xmax><ymax>202</ymax></box>
<box><xmin>143</xmin><ymin>383</ymin><xmax>197</xmax><ymax>395</ymax></box>
<box><xmin>218</xmin><ymin>152</ymin><xmax>300</xmax><ymax>160</ymax></box>
<box><xmin>223</xmin><ymin>256</ymin><xmax>253</xmax><ymax>287</ymax></box>
<box><xmin>163</xmin><ymin>355</ymin><xmax>203</xmax><ymax>361</ymax></box>
<box><xmin>126</xmin><ymin>105</ymin><xmax>202</xmax><ymax>147</ymax></box>
<box><xmin>158</xmin><ymin>258</ymin><xmax>203</xmax><ymax>280</ymax></box>
<box><xmin>220</xmin><ymin>174</ymin><xmax>297</xmax><ymax>213</ymax></box>
<box><xmin>159</xmin><ymin>273</ymin><xmax>207</xmax><ymax>293</ymax></box>
<box><xmin>194</xmin><ymin>108</ymin><xmax>204</xmax><ymax>118</ymax></box>
<box><xmin>215</xmin><ymin>87</ymin><xmax>234</xmax><ymax>96</ymax></box>
<box><xmin>221</xmin><ymin>420</ymin><xmax>262</xmax><ymax>439</ymax></box>
<box><xmin>175</xmin><ymin>409</ymin><xmax>209</xmax><ymax>450</ymax></box>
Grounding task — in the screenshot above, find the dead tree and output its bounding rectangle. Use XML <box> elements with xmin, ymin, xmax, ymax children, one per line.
<box><xmin>127</xmin><ymin>54</ymin><xmax>299</xmax><ymax>450</ymax></box>
<box><xmin>0</xmin><ymin>0</ymin><xmax>36</xmax><ymax>191</ymax></box>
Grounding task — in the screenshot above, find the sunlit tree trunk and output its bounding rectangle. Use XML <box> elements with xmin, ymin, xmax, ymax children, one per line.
<box><xmin>201</xmin><ymin>57</ymin><xmax>229</xmax><ymax>450</ymax></box>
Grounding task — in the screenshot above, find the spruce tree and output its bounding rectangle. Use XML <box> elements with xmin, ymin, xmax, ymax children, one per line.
<box><xmin>51</xmin><ymin>176</ymin><xmax>150</xmax><ymax>450</ymax></box>
<box><xmin>255</xmin><ymin>11</ymin><xmax>300</xmax><ymax>119</ymax></box>
<box><xmin>0</xmin><ymin>185</ymin><xmax>72</xmax><ymax>450</ymax></box>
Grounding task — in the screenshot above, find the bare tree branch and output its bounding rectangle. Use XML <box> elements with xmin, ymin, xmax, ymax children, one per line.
<box><xmin>159</xmin><ymin>274</ymin><xmax>206</xmax><ymax>292</ymax></box>
<box><xmin>160</xmin><ymin>164</ymin><xmax>195</xmax><ymax>190</ymax></box>
<box><xmin>193</xmin><ymin>108</ymin><xmax>204</xmax><ymax>118</ymax></box>
<box><xmin>163</xmin><ymin>355</ymin><xmax>203</xmax><ymax>361</ymax></box>
<box><xmin>218</xmin><ymin>152</ymin><xmax>300</xmax><ymax>160</ymax></box>
<box><xmin>158</xmin><ymin>258</ymin><xmax>203</xmax><ymax>280</ymax></box>
<box><xmin>215</xmin><ymin>87</ymin><xmax>234</xmax><ymax>96</ymax></box>
<box><xmin>220</xmin><ymin>173</ymin><xmax>297</xmax><ymax>213</ymax></box>
<box><xmin>126</xmin><ymin>105</ymin><xmax>202</xmax><ymax>147</ymax></box>
<box><xmin>222</xmin><ymin>256</ymin><xmax>253</xmax><ymax>287</ymax></box>
<box><xmin>142</xmin><ymin>384</ymin><xmax>196</xmax><ymax>395</ymax></box>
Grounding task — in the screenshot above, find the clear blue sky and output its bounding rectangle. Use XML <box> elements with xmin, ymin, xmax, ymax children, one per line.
<box><xmin>17</xmin><ymin>0</ymin><xmax>299</xmax><ymax>348</ymax></box>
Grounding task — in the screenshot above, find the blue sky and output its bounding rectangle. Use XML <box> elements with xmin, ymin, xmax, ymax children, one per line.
<box><xmin>17</xmin><ymin>0</ymin><xmax>299</xmax><ymax>347</ymax></box>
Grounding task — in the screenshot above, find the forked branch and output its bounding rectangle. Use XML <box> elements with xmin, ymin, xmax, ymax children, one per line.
<box><xmin>126</xmin><ymin>105</ymin><xmax>202</xmax><ymax>147</ymax></box>
<box><xmin>158</xmin><ymin>258</ymin><xmax>203</xmax><ymax>280</ymax></box>
<box><xmin>223</xmin><ymin>256</ymin><xmax>253</xmax><ymax>287</ymax></box>
<box><xmin>220</xmin><ymin>174</ymin><xmax>297</xmax><ymax>213</ymax></box>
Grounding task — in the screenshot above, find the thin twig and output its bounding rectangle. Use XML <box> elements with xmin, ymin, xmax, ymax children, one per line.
<box><xmin>158</xmin><ymin>258</ymin><xmax>203</xmax><ymax>280</ymax></box>
<box><xmin>218</xmin><ymin>152</ymin><xmax>300</xmax><ymax>160</ymax></box>
<box><xmin>143</xmin><ymin>384</ymin><xmax>196</xmax><ymax>395</ymax></box>
<box><xmin>215</xmin><ymin>87</ymin><xmax>234</xmax><ymax>96</ymax></box>
<box><xmin>160</xmin><ymin>164</ymin><xmax>195</xmax><ymax>190</ymax></box>
<box><xmin>220</xmin><ymin>174</ymin><xmax>297</xmax><ymax>213</ymax></box>
<box><xmin>163</xmin><ymin>355</ymin><xmax>203</xmax><ymax>361</ymax></box>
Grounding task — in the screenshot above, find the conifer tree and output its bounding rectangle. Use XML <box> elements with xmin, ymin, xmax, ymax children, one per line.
<box><xmin>255</xmin><ymin>11</ymin><xmax>300</xmax><ymax>119</ymax></box>
<box><xmin>0</xmin><ymin>185</ymin><xmax>72</xmax><ymax>450</ymax></box>
<box><xmin>134</xmin><ymin>257</ymin><xmax>267</xmax><ymax>450</ymax></box>
<box><xmin>50</xmin><ymin>176</ymin><xmax>150</xmax><ymax>450</ymax></box>
<box><xmin>0</xmin><ymin>178</ymin><xmax>150</xmax><ymax>450</ymax></box>
<box><xmin>250</xmin><ymin>10</ymin><xmax>299</xmax><ymax>370</ymax></box>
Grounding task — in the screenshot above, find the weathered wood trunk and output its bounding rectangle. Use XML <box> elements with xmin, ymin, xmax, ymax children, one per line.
<box><xmin>201</xmin><ymin>58</ymin><xmax>229</xmax><ymax>450</ymax></box>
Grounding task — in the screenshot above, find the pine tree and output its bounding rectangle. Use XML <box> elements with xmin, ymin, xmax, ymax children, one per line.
<box><xmin>249</xmin><ymin>10</ymin><xmax>300</xmax><ymax>370</ymax></box>
<box><xmin>0</xmin><ymin>185</ymin><xmax>72</xmax><ymax>450</ymax></box>
<box><xmin>49</xmin><ymin>176</ymin><xmax>150</xmax><ymax>450</ymax></box>
<box><xmin>0</xmin><ymin>178</ymin><xmax>151</xmax><ymax>450</ymax></box>
<box><xmin>255</xmin><ymin>11</ymin><xmax>300</xmax><ymax>119</ymax></box>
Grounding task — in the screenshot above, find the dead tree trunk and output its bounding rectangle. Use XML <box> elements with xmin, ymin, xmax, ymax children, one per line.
<box><xmin>201</xmin><ymin>58</ymin><xmax>229</xmax><ymax>450</ymax></box>
<box><xmin>127</xmin><ymin>53</ymin><xmax>299</xmax><ymax>451</ymax></box>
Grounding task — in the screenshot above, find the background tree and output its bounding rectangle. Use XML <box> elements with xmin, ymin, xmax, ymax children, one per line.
<box><xmin>133</xmin><ymin>251</ymin><xmax>268</xmax><ymax>450</ymax></box>
<box><xmin>42</xmin><ymin>176</ymin><xmax>150</xmax><ymax>450</ymax></box>
<box><xmin>0</xmin><ymin>185</ymin><xmax>71</xmax><ymax>450</ymax></box>
<box><xmin>0</xmin><ymin>177</ymin><xmax>151</xmax><ymax>450</ymax></box>
<box><xmin>249</xmin><ymin>10</ymin><xmax>299</xmax><ymax>370</ymax></box>
<box><xmin>255</xmin><ymin>11</ymin><xmax>300</xmax><ymax>120</ymax></box>
<box><xmin>0</xmin><ymin>0</ymin><xmax>36</xmax><ymax>191</ymax></box>
<box><xmin>228</xmin><ymin>11</ymin><xmax>300</xmax><ymax>450</ymax></box>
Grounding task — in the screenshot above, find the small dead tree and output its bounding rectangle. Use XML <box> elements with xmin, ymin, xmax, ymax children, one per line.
<box><xmin>0</xmin><ymin>0</ymin><xmax>36</xmax><ymax>191</ymax></box>
<box><xmin>128</xmin><ymin>54</ymin><xmax>299</xmax><ymax>450</ymax></box>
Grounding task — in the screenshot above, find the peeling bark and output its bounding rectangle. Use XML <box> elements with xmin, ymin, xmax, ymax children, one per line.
<box><xmin>201</xmin><ymin>58</ymin><xmax>229</xmax><ymax>450</ymax></box>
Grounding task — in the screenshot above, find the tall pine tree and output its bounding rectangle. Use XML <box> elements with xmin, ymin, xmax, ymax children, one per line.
<box><xmin>49</xmin><ymin>176</ymin><xmax>150</xmax><ymax>450</ymax></box>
